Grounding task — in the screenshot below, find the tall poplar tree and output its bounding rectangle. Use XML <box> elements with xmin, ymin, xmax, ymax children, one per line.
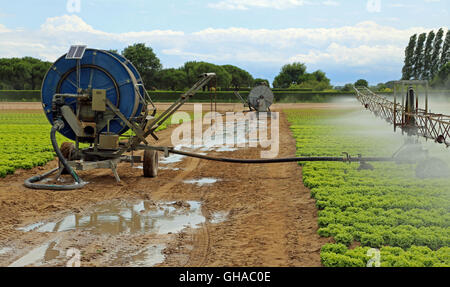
<box><xmin>431</xmin><ymin>28</ymin><xmax>444</xmax><ymax>78</ymax></box>
<box><xmin>413</xmin><ymin>33</ymin><xmax>427</xmax><ymax>80</ymax></box>
<box><xmin>422</xmin><ymin>30</ymin><xmax>435</xmax><ymax>80</ymax></box>
<box><xmin>441</xmin><ymin>30</ymin><xmax>450</xmax><ymax>69</ymax></box>
<box><xmin>402</xmin><ymin>34</ymin><xmax>417</xmax><ymax>80</ymax></box>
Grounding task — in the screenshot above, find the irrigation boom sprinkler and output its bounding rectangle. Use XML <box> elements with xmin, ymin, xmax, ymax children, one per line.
<box><xmin>354</xmin><ymin>82</ymin><xmax>450</xmax><ymax>147</ymax></box>
<box><xmin>354</xmin><ymin>82</ymin><xmax>450</xmax><ymax>178</ymax></box>
<box><xmin>23</xmin><ymin>47</ymin><xmax>446</xmax><ymax>190</ymax></box>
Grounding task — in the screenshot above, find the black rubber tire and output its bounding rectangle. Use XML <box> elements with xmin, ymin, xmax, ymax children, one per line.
<box><xmin>59</xmin><ymin>142</ymin><xmax>74</xmax><ymax>174</ymax></box>
<box><xmin>143</xmin><ymin>150</ymin><xmax>159</xmax><ymax>178</ymax></box>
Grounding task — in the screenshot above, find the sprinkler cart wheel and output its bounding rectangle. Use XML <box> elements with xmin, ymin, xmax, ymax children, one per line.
<box><xmin>59</xmin><ymin>142</ymin><xmax>75</xmax><ymax>174</ymax></box>
<box><xmin>143</xmin><ymin>150</ymin><xmax>159</xmax><ymax>178</ymax></box>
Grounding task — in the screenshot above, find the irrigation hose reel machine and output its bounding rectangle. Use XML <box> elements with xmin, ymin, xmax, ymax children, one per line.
<box><xmin>233</xmin><ymin>84</ymin><xmax>274</xmax><ymax>113</ymax></box>
<box><xmin>26</xmin><ymin>45</ymin><xmax>218</xmax><ymax>190</ymax></box>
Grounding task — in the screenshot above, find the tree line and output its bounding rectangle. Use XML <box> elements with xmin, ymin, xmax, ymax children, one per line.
<box><xmin>120</xmin><ymin>44</ymin><xmax>333</xmax><ymax>91</ymax></box>
<box><xmin>120</xmin><ymin>43</ymin><xmax>269</xmax><ymax>91</ymax></box>
<box><xmin>402</xmin><ymin>28</ymin><xmax>449</xmax><ymax>87</ymax></box>
<box><xmin>271</xmin><ymin>62</ymin><xmax>332</xmax><ymax>91</ymax></box>
<box><xmin>0</xmin><ymin>57</ymin><xmax>52</xmax><ymax>90</ymax></box>
<box><xmin>0</xmin><ymin>44</ymin><xmax>269</xmax><ymax>91</ymax></box>
<box><xmin>0</xmin><ymin>43</ymin><xmax>334</xmax><ymax>92</ymax></box>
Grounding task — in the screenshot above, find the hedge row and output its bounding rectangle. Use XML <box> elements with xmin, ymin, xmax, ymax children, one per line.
<box><xmin>1</xmin><ymin>89</ymin><xmax>448</xmax><ymax>103</ymax></box>
<box><xmin>220</xmin><ymin>88</ymin><xmax>314</xmax><ymax>92</ymax></box>
<box><xmin>0</xmin><ymin>90</ymin><xmax>41</xmax><ymax>102</ymax></box>
<box><xmin>150</xmin><ymin>91</ymin><xmax>357</xmax><ymax>103</ymax></box>
<box><xmin>0</xmin><ymin>90</ymin><xmax>357</xmax><ymax>103</ymax></box>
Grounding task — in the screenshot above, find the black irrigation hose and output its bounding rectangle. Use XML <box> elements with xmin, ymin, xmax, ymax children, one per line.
<box><xmin>24</xmin><ymin>130</ymin><xmax>394</xmax><ymax>190</ymax></box>
<box><xmin>159</xmin><ymin>148</ymin><xmax>395</xmax><ymax>164</ymax></box>
<box><xmin>24</xmin><ymin>121</ymin><xmax>87</xmax><ymax>190</ymax></box>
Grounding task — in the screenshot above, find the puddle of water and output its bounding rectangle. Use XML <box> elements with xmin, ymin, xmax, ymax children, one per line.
<box><xmin>110</xmin><ymin>243</ymin><xmax>167</xmax><ymax>267</ymax></box>
<box><xmin>183</xmin><ymin>178</ymin><xmax>218</xmax><ymax>186</ymax></box>
<box><xmin>14</xmin><ymin>200</ymin><xmax>208</xmax><ymax>266</ymax></box>
<box><xmin>158</xmin><ymin>166</ymin><xmax>181</xmax><ymax>171</ymax></box>
<box><xmin>155</xmin><ymin>201</ymin><xmax>205</xmax><ymax>235</ymax></box>
<box><xmin>133</xmin><ymin>165</ymin><xmax>180</xmax><ymax>171</ymax></box>
<box><xmin>8</xmin><ymin>239</ymin><xmax>60</xmax><ymax>267</ymax></box>
<box><xmin>17</xmin><ymin>222</ymin><xmax>45</xmax><ymax>232</ymax></box>
<box><xmin>19</xmin><ymin>200</ymin><xmax>205</xmax><ymax>236</ymax></box>
<box><xmin>215</xmin><ymin>146</ymin><xmax>238</xmax><ymax>152</ymax></box>
<box><xmin>167</xmin><ymin>120</ymin><xmax>270</xmax><ymax>155</ymax></box>
<box><xmin>160</xmin><ymin>154</ymin><xmax>185</xmax><ymax>164</ymax></box>
<box><xmin>37</xmin><ymin>222</ymin><xmax>57</xmax><ymax>233</ymax></box>
<box><xmin>209</xmin><ymin>211</ymin><xmax>229</xmax><ymax>224</ymax></box>
<box><xmin>13</xmin><ymin>199</ymin><xmax>231</xmax><ymax>266</ymax></box>
<box><xmin>130</xmin><ymin>244</ymin><xmax>166</xmax><ymax>267</ymax></box>
<box><xmin>0</xmin><ymin>247</ymin><xmax>13</xmax><ymax>255</ymax></box>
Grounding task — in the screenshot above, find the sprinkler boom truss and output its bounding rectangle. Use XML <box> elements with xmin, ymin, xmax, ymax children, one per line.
<box><xmin>354</xmin><ymin>81</ymin><xmax>450</xmax><ymax>147</ymax></box>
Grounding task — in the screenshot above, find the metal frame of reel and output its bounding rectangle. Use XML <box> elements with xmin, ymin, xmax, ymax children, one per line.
<box><xmin>53</xmin><ymin>64</ymin><xmax>217</xmax><ymax>182</ymax></box>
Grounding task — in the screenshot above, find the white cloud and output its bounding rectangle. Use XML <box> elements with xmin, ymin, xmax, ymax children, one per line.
<box><xmin>161</xmin><ymin>48</ymin><xmax>218</xmax><ymax>61</ymax></box>
<box><xmin>41</xmin><ymin>15</ymin><xmax>184</xmax><ymax>39</ymax></box>
<box><xmin>323</xmin><ymin>0</ymin><xmax>340</xmax><ymax>6</ymax></box>
<box><xmin>208</xmin><ymin>0</ymin><xmax>308</xmax><ymax>10</ymax></box>
<box><xmin>0</xmin><ymin>24</ymin><xmax>10</xmax><ymax>33</ymax></box>
<box><xmin>208</xmin><ymin>0</ymin><xmax>342</xmax><ymax>10</ymax></box>
<box><xmin>289</xmin><ymin>43</ymin><xmax>403</xmax><ymax>66</ymax></box>
<box><xmin>0</xmin><ymin>15</ymin><xmax>186</xmax><ymax>61</ymax></box>
<box><xmin>191</xmin><ymin>21</ymin><xmax>429</xmax><ymax>49</ymax></box>
<box><xmin>41</xmin><ymin>15</ymin><xmax>100</xmax><ymax>34</ymax></box>
<box><xmin>0</xmin><ymin>15</ymin><xmax>440</xmax><ymax>83</ymax></box>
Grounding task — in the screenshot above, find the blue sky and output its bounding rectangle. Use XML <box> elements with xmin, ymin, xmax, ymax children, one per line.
<box><xmin>0</xmin><ymin>0</ymin><xmax>448</xmax><ymax>86</ymax></box>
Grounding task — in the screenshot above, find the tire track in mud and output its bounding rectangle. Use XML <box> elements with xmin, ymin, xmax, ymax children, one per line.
<box><xmin>146</xmin><ymin>154</ymin><xmax>212</xmax><ymax>267</ymax></box>
<box><xmin>183</xmin><ymin>179</ymin><xmax>212</xmax><ymax>267</ymax></box>
<box><xmin>183</xmin><ymin>220</ymin><xmax>211</xmax><ymax>267</ymax></box>
<box><xmin>150</xmin><ymin>157</ymin><xmax>201</xmax><ymax>197</ymax></box>
<box><xmin>117</xmin><ymin>117</ymin><xmax>213</xmax><ymax>267</ymax></box>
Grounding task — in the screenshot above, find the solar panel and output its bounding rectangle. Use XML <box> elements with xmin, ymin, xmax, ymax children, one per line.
<box><xmin>74</xmin><ymin>46</ymin><xmax>87</xmax><ymax>58</ymax></box>
<box><xmin>66</xmin><ymin>46</ymin><xmax>77</xmax><ymax>59</ymax></box>
<box><xmin>66</xmin><ymin>45</ymin><xmax>87</xmax><ymax>60</ymax></box>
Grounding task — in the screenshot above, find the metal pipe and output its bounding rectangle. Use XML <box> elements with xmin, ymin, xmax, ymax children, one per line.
<box><xmin>402</xmin><ymin>84</ymin><xmax>405</xmax><ymax>126</ymax></box>
<box><xmin>394</xmin><ymin>85</ymin><xmax>397</xmax><ymax>131</ymax></box>
<box><xmin>144</xmin><ymin>74</ymin><xmax>216</xmax><ymax>137</ymax></box>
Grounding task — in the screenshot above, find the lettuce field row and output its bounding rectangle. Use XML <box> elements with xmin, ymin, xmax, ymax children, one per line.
<box><xmin>285</xmin><ymin>109</ymin><xmax>450</xmax><ymax>267</ymax></box>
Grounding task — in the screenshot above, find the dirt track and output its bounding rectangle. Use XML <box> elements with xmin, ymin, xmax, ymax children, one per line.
<box><xmin>0</xmin><ymin>107</ymin><xmax>331</xmax><ymax>267</ymax></box>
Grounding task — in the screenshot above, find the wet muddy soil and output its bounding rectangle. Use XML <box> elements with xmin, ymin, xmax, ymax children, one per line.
<box><xmin>0</xmin><ymin>110</ymin><xmax>330</xmax><ymax>267</ymax></box>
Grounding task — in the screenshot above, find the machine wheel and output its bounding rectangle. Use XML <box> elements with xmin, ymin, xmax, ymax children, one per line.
<box><xmin>143</xmin><ymin>150</ymin><xmax>159</xmax><ymax>178</ymax></box>
<box><xmin>59</xmin><ymin>142</ymin><xmax>74</xmax><ymax>174</ymax></box>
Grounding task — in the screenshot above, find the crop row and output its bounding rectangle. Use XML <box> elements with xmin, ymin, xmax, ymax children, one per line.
<box><xmin>321</xmin><ymin>244</ymin><xmax>450</xmax><ymax>267</ymax></box>
<box><xmin>0</xmin><ymin>112</ymin><xmax>178</xmax><ymax>178</ymax></box>
<box><xmin>285</xmin><ymin>109</ymin><xmax>450</xmax><ymax>267</ymax></box>
<box><xmin>0</xmin><ymin>112</ymin><xmax>67</xmax><ymax>177</ymax></box>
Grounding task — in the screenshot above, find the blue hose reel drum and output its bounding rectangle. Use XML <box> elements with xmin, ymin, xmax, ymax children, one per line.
<box><xmin>41</xmin><ymin>48</ymin><xmax>144</xmax><ymax>142</ymax></box>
